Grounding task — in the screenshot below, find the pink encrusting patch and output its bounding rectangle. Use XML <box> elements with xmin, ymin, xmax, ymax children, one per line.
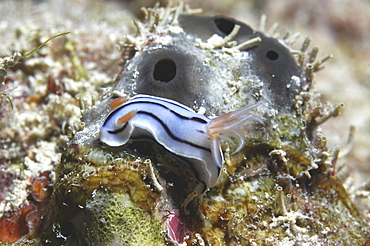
<box><xmin>165</xmin><ymin>209</ymin><xmax>191</xmax><ymax>244</ymax></box>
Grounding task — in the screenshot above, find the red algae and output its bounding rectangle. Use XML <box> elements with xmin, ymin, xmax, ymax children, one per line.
<box><xmin>0</xmin><ymin>205</ymin><xmax>36</xmax><ymax>242</ymax></box>
<box><xmin>31</xmin><ymin>171</ymin><xmax>52</xmax><ymax>202</ymax></box>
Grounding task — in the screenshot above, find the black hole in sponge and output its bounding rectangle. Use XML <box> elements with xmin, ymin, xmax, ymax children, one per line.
<box><xmin>214</xmin><ymin>17</ymin><xmax>235</xmax><ymax>35</ymax></box>
<box><xmin>266</xmin><ymin>50</ymin><xmax>279</xmax><ymax>61</ymax></box>
<box><xmin>153</xmin><ymin>58</ymin><xmax>177</xmax><ymax>82</ymax></box>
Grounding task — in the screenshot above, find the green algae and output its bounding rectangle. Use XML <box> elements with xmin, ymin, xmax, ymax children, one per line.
<box><xmin>44</xmin><ymin>143</ymin><xmax>167</xmax><ymax>245</ymax></box>
<box><xmin>77</xmin><ymin>191</ymin><xmax>165</xmax><ymax>245</ymax></box>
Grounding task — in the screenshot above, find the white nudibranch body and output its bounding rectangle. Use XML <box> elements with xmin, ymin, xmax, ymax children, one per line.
<box><xmin>99</xmin><ymin>94</ymin><xmax>261</xmax><ymax>195</ymax></box>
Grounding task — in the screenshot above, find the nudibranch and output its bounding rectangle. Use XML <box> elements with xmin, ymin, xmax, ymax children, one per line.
<box><xmin>100</xmin><ymin>94</ymin><xmax>262</xmax><ymax>196</ymax></box>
